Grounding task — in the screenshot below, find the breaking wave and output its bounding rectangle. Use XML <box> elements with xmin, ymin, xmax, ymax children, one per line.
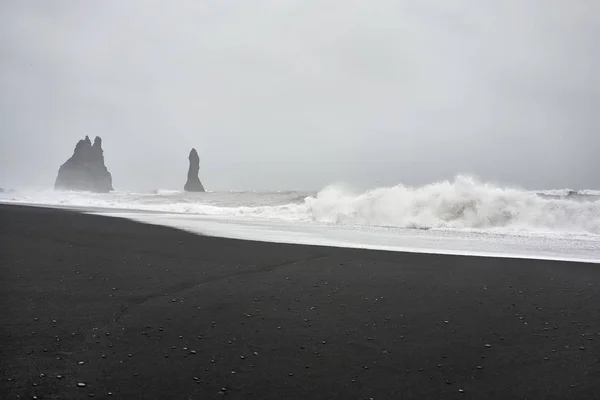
<box><xmin>1</xmin><ymin>176</ymin><xmax>599</xmax><ymax>235</ymax></box>
<box><xmin>305</xmin><ymin>176</ymin><xmax>600</xmax><ymax>234</ymax></box>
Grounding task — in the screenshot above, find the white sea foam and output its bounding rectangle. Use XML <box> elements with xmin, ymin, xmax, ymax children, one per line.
<box><xmin>305</xmin><ymin>176</ymin><xmax>600</xmax><ymax>234</ymax></box>
<box><xmin>1</xmin><ymin>176</ymin><xmax>599</xmax><ymax>236</ymax></box>
<box><xmin>579</xmin><ymin>189</ymin><xmax>600</xmax><ymax>196</ymax></box>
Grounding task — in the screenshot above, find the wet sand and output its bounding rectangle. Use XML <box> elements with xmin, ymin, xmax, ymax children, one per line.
<box><xmin>1</xmin><ymin>204</ymin><xmax>599</xmax><ymax>399</ymax></box>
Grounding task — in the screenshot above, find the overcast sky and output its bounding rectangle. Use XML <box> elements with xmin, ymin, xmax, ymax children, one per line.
<box><xmin>1</xmin><ymin>0</ymin><xmax>598</xmax><ymax>192</ymax></box>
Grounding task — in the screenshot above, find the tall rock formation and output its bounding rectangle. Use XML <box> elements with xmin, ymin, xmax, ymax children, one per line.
<box><xmin>184</xmin><ymin>148</ymin><xmax>205</xmax><ymax>192</ymax></box>
<box><xmin>55</xmin><ymin>136</ymin><xmax>114</xmax><ymax>193</ymax></box>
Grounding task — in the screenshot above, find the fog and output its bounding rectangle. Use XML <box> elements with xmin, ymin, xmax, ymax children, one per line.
<box><xmin>1</xmin><ymin>0</ymin><xmax>598</xmax><ymax>192</ymax></box>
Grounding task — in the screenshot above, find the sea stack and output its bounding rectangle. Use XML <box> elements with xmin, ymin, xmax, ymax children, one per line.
<box><xmin>184</xmin><ymin>148</ymin><xmax>205</xmax><ymax>192</ymax></box>
<box><xmin>55</xmin><ymin>136</ymin><xmax>113</xmax><ymax>193</ymax></box>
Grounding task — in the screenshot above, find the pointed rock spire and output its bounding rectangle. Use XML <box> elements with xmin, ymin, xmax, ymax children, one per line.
<box><xmin>184</xmin><ymin>148</ymin><xmax>205</xmax><ymax>192</ymax></box>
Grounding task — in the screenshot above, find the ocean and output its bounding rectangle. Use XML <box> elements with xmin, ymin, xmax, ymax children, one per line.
<box><xmin>2</xmin><ymin>176</ymin><xmax>599</xmax><ymax>263</ymax></box>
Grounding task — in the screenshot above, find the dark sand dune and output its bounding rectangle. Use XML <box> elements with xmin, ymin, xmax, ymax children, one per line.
<box><xmin>1</xmin><ymin>204</ymin><xmax>599</xmax><ymax>399</ymax></box>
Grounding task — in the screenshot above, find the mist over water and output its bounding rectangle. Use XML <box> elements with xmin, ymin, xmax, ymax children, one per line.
<box><xmin>1</xmin><ymin>1</ymin><xmax>599</xmax><ymax>191</ymax></box>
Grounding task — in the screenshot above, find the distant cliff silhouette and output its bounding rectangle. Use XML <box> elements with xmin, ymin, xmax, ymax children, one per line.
<box><xmin>184</xmin><ymin>148</ymin><xmax>205</xmax><ymax>192</ymax></box>
<box><xmin>55</xmin><ymin>136</ymin><xmax>113</xmax><ymax>193</ymax></box>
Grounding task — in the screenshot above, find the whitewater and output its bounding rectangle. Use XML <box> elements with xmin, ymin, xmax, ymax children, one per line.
<box><xmin>2</xmin><ymin>176</ymin><xmax>599</xmax><ymax>263</ymax></box>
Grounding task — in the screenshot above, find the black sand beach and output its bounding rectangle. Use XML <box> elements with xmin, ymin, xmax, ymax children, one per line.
<box><xmin>1</xmin><ymin>204</ymin><xmax>599</xmax><ymax>399</ymax></box>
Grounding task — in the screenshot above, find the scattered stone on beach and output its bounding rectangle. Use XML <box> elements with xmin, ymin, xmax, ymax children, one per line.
<box><xmin>184</xmin><ymin>148</ymin><xmax>205</xmax><ymax>192</ymax></box>
<box><xmin>55</xmin><ymin>136</ymin><xmax>113</xmax><ymax>192</ymax></box>
<box><xmin>4</xmin><ymin>206</ymin><xmax>600</xmax><ymax>400</ymax></box>
<box><xmin>77</xmin><ymin>382</ymin><xmax>86</xmax><ymax>388</ymax></box>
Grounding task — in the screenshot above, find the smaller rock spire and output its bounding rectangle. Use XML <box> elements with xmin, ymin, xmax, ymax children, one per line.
<box><xmin>184</xmin><ymin>148</ymin><xmax>205</xmax><ymax>192</ymax></box>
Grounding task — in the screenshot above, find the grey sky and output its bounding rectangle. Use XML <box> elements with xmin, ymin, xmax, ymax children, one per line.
<box><xmin>1</xmin><ymin>0</ymin><xmax>598</xmax><ymax>192</ymax></box>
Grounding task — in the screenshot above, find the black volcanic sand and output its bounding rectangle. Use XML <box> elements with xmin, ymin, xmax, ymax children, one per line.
<box><xmin>1</xmin><ymin>205</ymin><xmax>599</xmax><ymax>400</ymax></box>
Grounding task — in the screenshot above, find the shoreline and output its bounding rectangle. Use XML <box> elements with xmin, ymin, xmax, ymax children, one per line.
<box><xmin>2</xmin><ymin>201</ymin><xmax>599</xmax><ymax>264</ymax></box>
<box><xmin>1</xmin><ymin>204</ymin><xmax>599</xmax><ymax>399</ymax></box>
